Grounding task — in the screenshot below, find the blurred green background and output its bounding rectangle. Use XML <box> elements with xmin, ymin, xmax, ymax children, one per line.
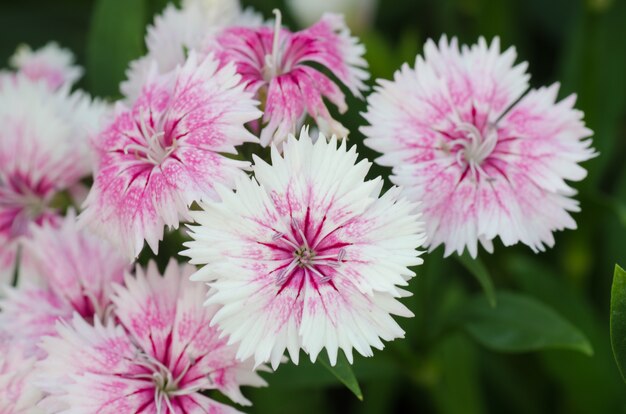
<box><xmin>2</xmin><ymin>0</ymin><xmax>626</xmax><ymax>413</ymax></box>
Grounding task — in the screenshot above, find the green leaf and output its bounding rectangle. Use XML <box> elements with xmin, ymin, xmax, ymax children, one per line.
<box><xmin>461</xmin><ymin>291</ymin><xmax>593</xmax><ymax>356</ymax></box>
<box><xmin>456</xmin><ymin>252</ymin><xmax>497</xmax><ymax>307</ymax></box>
<box><xmin>504</xmin><ymin>254</ymin><xmax>626</xmax><ymax>412</ymax></box>
<box><xmin>611</xmin><ymin>264</ymin><xmax>626</xmax><ymax>384</ymax></box>
<box><xmin>318</xmin><ymin>353</ymin><xmax>363</xmax><ymax>401</ymax></box>
<box><xmin>431</xmin><ymin>334</ymin><xmax>486</xmax><ymax>414</ymax></box>
<box><xmin>86</xmin><ymin>0</ymin><xmax>147</xmax><ymax>97</ymax></box>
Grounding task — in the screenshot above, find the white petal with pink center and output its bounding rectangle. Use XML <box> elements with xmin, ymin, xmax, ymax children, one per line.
<box><xmin>81</xmin><ymin>52</ymin><xmax>261</xmax><ymax>259</ymax></box>
<box><xmin>36</xmin><ymin>260</ymin><xmax>266</xmax><ymax>414</ymax></box>
<box><xmin>183</xmin><ymin>129</ymin><xmax>425</xmax><ymax>369</ymax></box>
<box><xmin>9</xmin><ymin>42</ymin><xmax>83</xmax><ymax>90</ymax></box>
<box><xmin>361</xmin><ymin>36</ymin><xmax>596</xmax><ymax>258</ymax></box>
<box><xmin>0</xmin><ymin>75</ymin><xmax>108</xmax><ymax>240</ymax></box>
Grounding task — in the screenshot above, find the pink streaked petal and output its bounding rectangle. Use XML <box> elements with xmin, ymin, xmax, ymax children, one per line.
<box><xmin>0</xmin><ymin>286</ymin><xmax>71</xmax><ymax>358</ymax></box>
<box><xmin>22</xmin><ymin>211</ymin><xmax>127</xmax><ymax>318</ymax></box>
<box><xmin>0</xmin><ymin>341</ymin><xmax>42</xmax><ymax>412</ymax></box>
<box><xmin>39</xmin><ymin>372</ymin><xmax>154</xmax><ymax>414</ymax></box>
<box><xmin>177</xmin><ymin>393</ymin><xmax>244</xmax><ymax>414</ymax></box>
<box><xmin>37</xmin><ymin>316</ymin><xmax>139</xmax><ymax>390</ymax></box>
<box><xmin>209</xmin><ymin>12</ymin><xmax>367</xmax><ymax>147</ymax></box>
<box><xmin>496</xmin><ymin>84</ymin><xmax>595</xmax><ymax>187</ymax></box>
<box><xmin>111</xmin><ymin>261</ymin><xmax>181</xmax><ymax>362</ymax></box>
<box><xmin>168</xmin><ymin>275</ymin><xmax>265</xmax><ymax>406</ymax></box>
<box><xmin>289</xmin><ymin>13</ymin><xmax>368</xmax><ymax>97</ymax></box>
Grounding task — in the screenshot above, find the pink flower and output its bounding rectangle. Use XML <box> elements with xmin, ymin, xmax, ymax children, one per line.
<box><xmin>361</xmin><ymin>36</ymin><xmax>596</xmax><ymax>257</ymax></box>
<box><xmin>183</xmin><ymin>128</ymin><xmax>425</xmax><ymax>369</ymax></box>
<box><xmin>9</xmin><ymin>42</ymin><xmax>83</xmax><ymax>90</ymax></box>
<box><xmin>37</xmin><ymin>260</ymin><xmax>267</xmax><ymax>413</ymax></box>
<box><xmin>208</xmin><ymin>10</ymin><xmax>369</xmax><ymax>147</ymax></box>
<box><xmin>0</xmin><ymin>339</ymin><xmax>42</xmax><ymax>413</ymax></box>
<box><xmin>0</xmin><ymin>76</ymin><xmax>107</xmax><ymax>241</ymax></box>
<box><xmin>80</xmin><ymin>52</ymin><xmax>261</xmax><ymax>259</ymax></box>
<box><xmin>0</xmin><ymin>212</ymin><xmax>128</xmax><ymax>357</ymax></box>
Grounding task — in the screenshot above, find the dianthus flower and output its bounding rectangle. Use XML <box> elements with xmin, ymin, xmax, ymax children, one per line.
<box><xmin>361</xmin><ymin>36</ymin><xmax>595</xmax><ymax>257</ymax></box>
<box><xmin>0</xmin><ymin>76</ymin><xmax>107</xmax><ymax>241</ymax></box>
<box><xmin>0</xmin><ymin>212</ymin><xmax>127</xmax><ymax>357</ymax></box>
<box><xmin>9</xmin><ymin>42</ymin><xmax>83</xmax><ymax>90</ymax></box>
<box><xmin>208</xmin><ymin>10</ymin><xmax>368</xmax><ymax>147</ymax></box>
<box><xmin>37</xmin><ymin>260</ymin><xmax>266</xmax><ymax>413</ymax></box>
<box><xmin>81</xmin><ymin>52</ymin><xmax>261</xmax><ymax>259</ymax></box>
<box><xmin>183</xmin><ymin>129</ymin><xmax>425</xmax><ymax>369</ymax></box>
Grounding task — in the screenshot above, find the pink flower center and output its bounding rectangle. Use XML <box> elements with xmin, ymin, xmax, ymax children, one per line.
<box><xmin>270</xmin><ymin>216</ymin><xmax>347</xmax><ymax>287</ymax></box>
<box><xmin>1</xmin><ymin>172</ymin><xmax>54</xmax><ymax>237</ymax></box>
<box><xmin>124</xmin><ymin>111</ymin><xmax>177</xmax><ymax>165</ymax></box>
<box><xmin>447</xmin><ymin>121</ymin><xmax>498</xmax><ymax>179</ymax></box>
<box><xmin>128</xmin><ymin>351</ymin><xmax>210</xmax><ymax>412</ymax></box>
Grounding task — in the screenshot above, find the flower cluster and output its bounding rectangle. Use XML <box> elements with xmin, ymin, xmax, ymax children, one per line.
<box><xmin>0</xmin><ymin>0</ymin><xmax>594</xmax><ymax>411</ymax></box>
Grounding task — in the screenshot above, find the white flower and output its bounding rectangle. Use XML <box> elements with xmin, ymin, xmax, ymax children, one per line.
<box><xmin>183</xmin><ymin>128</ymin><xmax>425</xmax><ymax>369</ymax></box>
<box><xmin>9</xmin><ymin>42</ymin><xmax>83</xmax><ymax>90</ymax></box>
<box><xmin>121</xmin><ymin>0</ymin><xmax>262</xmax><ymax>101</ymax></box>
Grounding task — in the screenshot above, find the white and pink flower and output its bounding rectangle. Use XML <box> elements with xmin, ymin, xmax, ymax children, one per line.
<box><xmin>81</xmin><ymin>52</ymin><xmax>261</xmax><ymax>259</ymax></box>
<box><xmin>0</xmin><ymin>76</ymin><xmax>107</xmax><ymax>241</ymax></box>
<box><xmin>361</xmin><ymin>36</ymin><xmax>596</xmax><ymax>257</ymax></box>
<box><xmin>0</xmin><ymin>212</ymin><xmax>127</xmax><ymax>357</ymax></box>
<box><xmin>121</xmin><ymin>0</ymin><xmax>262</xmax><ymax>101</ymax></box>
<box><xmin>9</xmin><ymin>42</ymin><xmax>83</xmax><ymax>90</ymax></box>
<box><xmin>37</xmin><ymin>260</ymin><xmax>266</xmax><ymax>413</ymax></box>
<box><xmin>183</xmin><ymin>129</ymin><xmax>425</xmax><ymax>369</ymax></box>
<box><xmin>208</xmin><ymin>11</ymin><xmax>369</xmax><ymax>147</ymax></box>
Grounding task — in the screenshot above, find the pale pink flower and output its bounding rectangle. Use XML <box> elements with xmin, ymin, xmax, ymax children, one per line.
<box><xmin>207</xmin><ymin>10</ymin><xmax>369</xmax><ymax>147</ymax></box>
<box><xmin>121</xmin><ymin>0</ymin><xmax>262</xmax><ymax>101</ymax></box>
<box><xmin>183</xmin><ymin>129</ymin><xmax>425</xmax><ymax>369</ymax></box>
<box><xmin>0</xmin><ymin>339</ymin><xmax>43</xmax><ymax>413</ymax></box>
<box><xmin>0</xmin><ymin>212</ymin><xmax>127</xmax><ymax>357</ymax></box>
<box><xmin>0</xmin><ymin>76</ymin><xmax>107</xmax><ymax>240</ymax></box>
<box><xmin>81</xmin><ymin>52</ymin><xmax>261</xmax><ymax>259</ymax></box>
<box><xmin>9</xmin><ymin>42</ymin><xmax>83</xmax><ymax>90</ymax></box>
<box><xmin>361</xmin><ymin>36</ymin><xmax>596</xmax><ymax>258</ymax></box>
<box><xmin>37</xmin><ymin>260</ymin><xmax>266</xmax><ymax>413</ymax></box>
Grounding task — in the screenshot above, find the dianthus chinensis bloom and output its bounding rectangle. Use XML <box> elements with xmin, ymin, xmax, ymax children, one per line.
<box><xmin>183</xmin><ymin>129</ymin><xmax>425</xmax><ymax>369</ymax></box>
<box><xmin>361</xmin><ymin>36</ymin><xmax>596</xmax><ymax>258</ymax></box>
<box><xmin>122</xmin><ymin>0</ymin><xmax>262</xmax><ymax>101</ymax></box>
<box><xmin>0</xmin><ymin>212</ymin><xmax>127</xmax><ymax>357</ymax></box>
<box><xmin>0</xmin><ymin>75</ymin><xmax>106</xmax><ymax>241</ymax></box>
<box><xmin>37</xmin><ymin>260</ymin><xmax>267</xmax><ymax>414</ymax></box>
<box><xmin>80</xmin><ymin>52</ymin><xmax>261</xmax><ymax>259</ymax></box>
<box><xmin>207</xmin><ymin>10</ymin><xmax>369</xmax><ymax>147</ymax></box>
<box><xmin>9</xmin><ymin>42</ymin><xmax>83</xmax><ymax>90</ymax></box>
